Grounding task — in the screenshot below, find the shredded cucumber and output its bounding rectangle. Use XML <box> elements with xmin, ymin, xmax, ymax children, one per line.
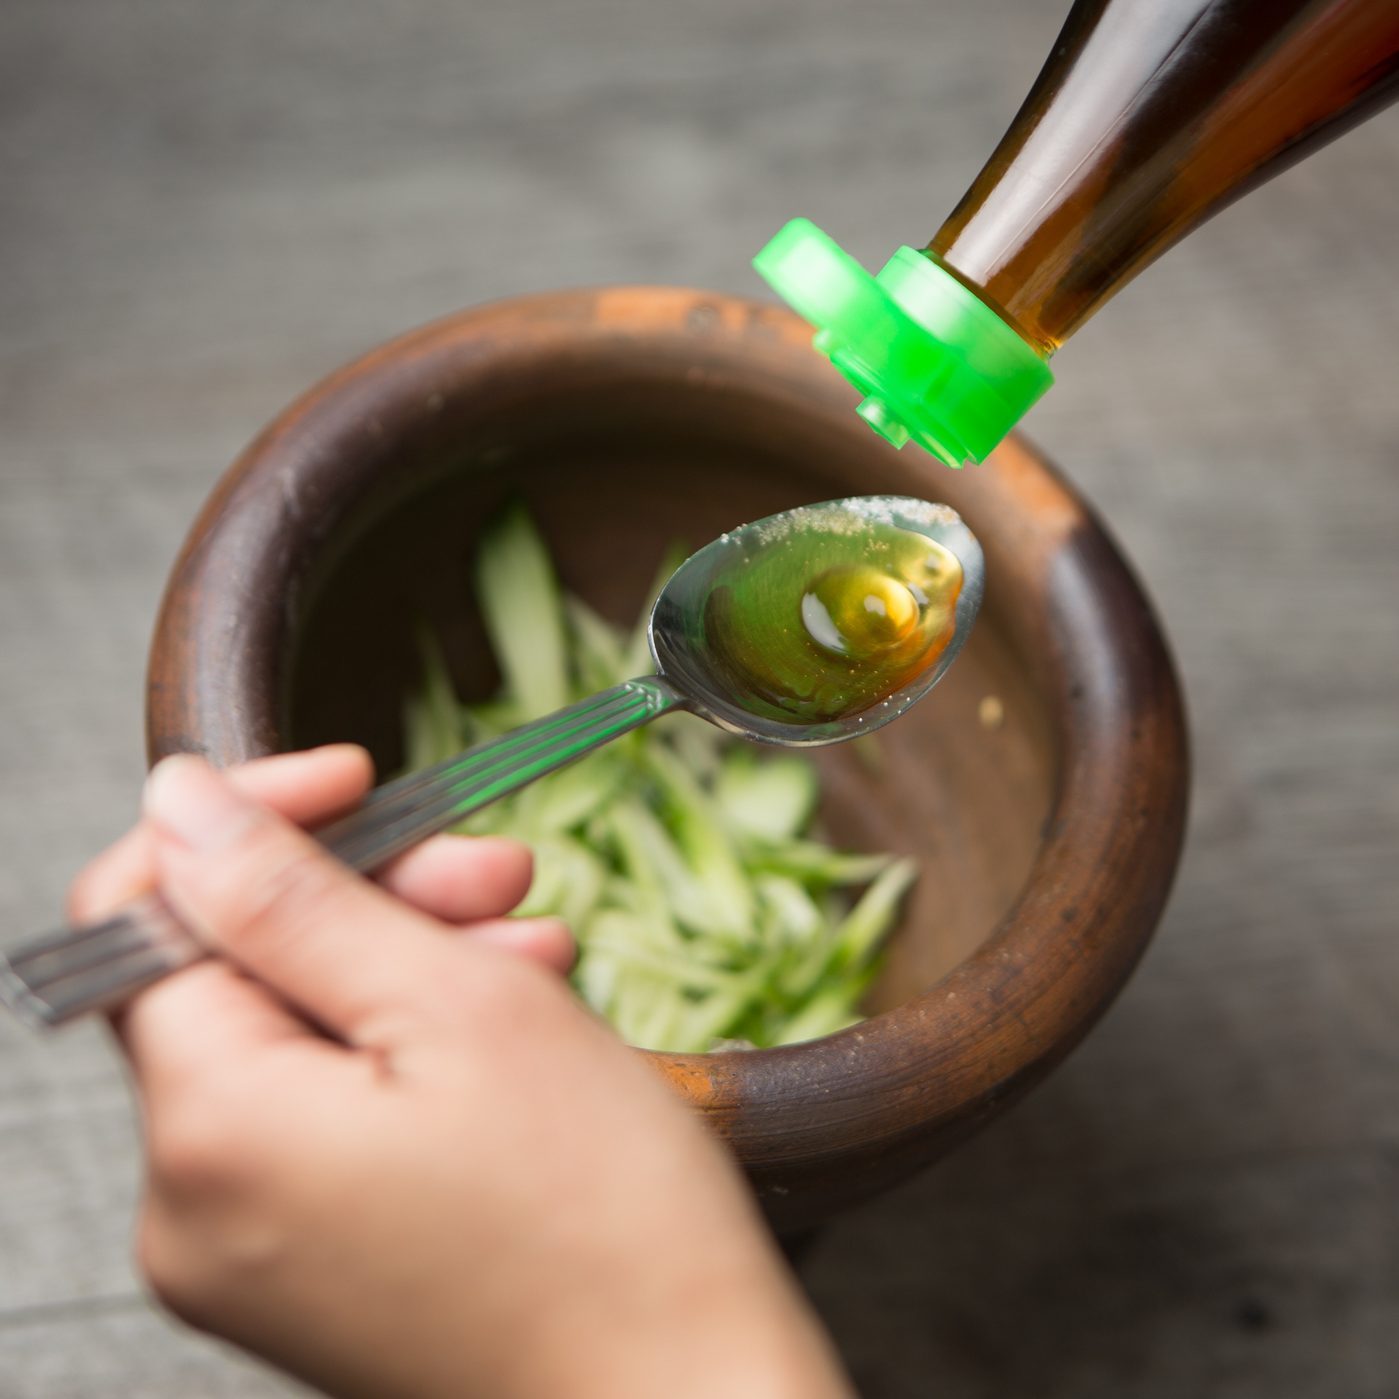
<box><xmin>402</xmin><ymin>506</ymin><xmax>917</xmax><ymax>1052</ymax></box>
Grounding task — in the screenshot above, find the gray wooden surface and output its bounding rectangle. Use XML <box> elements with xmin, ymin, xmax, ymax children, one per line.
<box><xmin>2</xmin><ymin>1</ymin><xmax>1396</xmax><ymax>1395</ymax></box>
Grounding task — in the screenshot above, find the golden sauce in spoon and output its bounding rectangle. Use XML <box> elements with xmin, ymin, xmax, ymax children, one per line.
<box><xmin>701</xmin><ymin>518</ymin><xmax>964</xmax><ymax>725</ymax></box>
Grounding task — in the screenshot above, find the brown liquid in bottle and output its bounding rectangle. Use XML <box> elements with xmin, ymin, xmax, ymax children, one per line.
<box><xmin>929</xmin><ymin>0</ymin><xmax>1399</xmax><ymax>352</ymax></box>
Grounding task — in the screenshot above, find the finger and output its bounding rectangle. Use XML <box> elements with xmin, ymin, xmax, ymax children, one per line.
<box><xmin>113</xmin><ymin>960</ymin><xmax>315</xmax><ymax>1100</ymax></box>
<box><xmin>469</xmin><ymin>916</ymin><xmax>576</xmax><ymax>976</ymax></box>
<box><xmin>68</xmin><ymin>826</ymin><xmax>155</xmax><ymax>923</ymax></box>
<box><xmin>144</xmin><ymin>755</ymin><xmax>464</xmax><ymax>1042</ymax></box>
<box><xmin>222</xmin><ymin>743</ymin><xmax>375</xmax><ymax>822</ymax></box>
<box><xmin>68</xmin><ymin>745</ymin><xmax>374</xmax><ymax>923</ymax></box>
<box><xmin>376</xmin><ymin>836</ymin><xmax>534</xmax><ymax>924</ymax></box>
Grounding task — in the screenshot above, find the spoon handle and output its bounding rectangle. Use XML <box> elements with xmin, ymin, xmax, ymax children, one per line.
<box><xmin>1</xmin><ymin>678</ymin><xmax>682</xmax><ymax>1029</ymax></box>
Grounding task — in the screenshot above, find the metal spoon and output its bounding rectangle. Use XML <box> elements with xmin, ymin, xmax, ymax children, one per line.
<box><xmin>0</xmin><ymin>495</ymin><xmax>983</xmax><ymax>1029</ymax></box>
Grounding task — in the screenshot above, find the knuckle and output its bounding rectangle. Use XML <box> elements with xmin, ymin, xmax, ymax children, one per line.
<box><xmin>136</xmin><ymin>1208</ymin><xmax>215</xmax><ymax>1325</ymax></box>
<box><xmin>146</xmin><ymin>1094</ymin><xmax>245</xmax><ymax>1199</ymax></box>
<box><xmin>139</xmin><ymin>1123</ymin><xmax>289</xmax><ymax>1325</ymax></box>
<box><xmin>138</xmin><ymin>1091</ymin><xmax>292</xmax><ymax>1325</ymax></box>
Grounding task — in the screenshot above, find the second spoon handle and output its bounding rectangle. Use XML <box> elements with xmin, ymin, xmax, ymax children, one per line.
<box><xmin>1</xmin><ymin>678</ymin><xmax>682</xmax><ymax>1029</ymax></box>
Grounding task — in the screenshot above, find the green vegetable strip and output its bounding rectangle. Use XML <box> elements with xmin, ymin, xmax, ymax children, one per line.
<box><xmin>475</xmin><ymin>502</ymin><xmax>571</xmax><ymax>719</ymax></box>
<box><xmin>404</xmin><ymin>626</ymin><xmax>461</xmax><ymax>774</ymax></box>
<box><xmin>715</xmin><ymin>749</ymin><xmax>819</xmax><ymax>844</ymax></box>
<box><xmin>644</xmin><ymin>746</ymin><xmax>756</xmax><ymax>943</ymax></box>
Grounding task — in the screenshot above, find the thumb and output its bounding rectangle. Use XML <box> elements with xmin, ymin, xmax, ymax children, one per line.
<box><xmin>144</xmin><ymin>754</ymin><xmax>465</xmax><ymax>1041</ymax></box>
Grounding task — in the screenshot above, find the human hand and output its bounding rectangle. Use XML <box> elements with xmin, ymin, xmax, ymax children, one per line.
<box><xmin>71</xmin><ymin>746</ymin><xmax>850</xmax><ymax>1399</ymax></box>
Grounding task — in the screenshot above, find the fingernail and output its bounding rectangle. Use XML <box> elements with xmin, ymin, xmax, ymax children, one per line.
<box><xmin>144</xmin><ymin>755</ymin><xmax>259</xmax><ymax>850</ymax></box>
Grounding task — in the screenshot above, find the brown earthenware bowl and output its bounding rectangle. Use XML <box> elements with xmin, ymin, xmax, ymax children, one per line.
<box><xmin>147</xmin><ymin>287</ymin><xmax>1188</xmax><ymax>1231</ymax></box>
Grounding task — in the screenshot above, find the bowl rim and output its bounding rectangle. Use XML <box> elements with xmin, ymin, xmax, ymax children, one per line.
<box><xmin>147</xmin><ymin>286</ymin><xmax>1189</xmax><ymax>1218</ymax></box>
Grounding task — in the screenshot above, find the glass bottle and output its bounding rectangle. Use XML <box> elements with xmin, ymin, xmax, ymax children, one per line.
<box><xmin>756</xmin><ymin>0</ymin><xmax>1399</xmax><ymax>466</ymax></box>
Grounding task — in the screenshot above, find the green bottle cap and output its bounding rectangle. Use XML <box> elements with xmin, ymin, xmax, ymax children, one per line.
<box><xmin>753</xmin><ymin>218</ymin><xmax>1054</xmax><ymax>468</ymax></box>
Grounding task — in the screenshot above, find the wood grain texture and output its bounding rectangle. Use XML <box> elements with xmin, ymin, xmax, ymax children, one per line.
<box><xmin>1</xmin><ymin>0</ymin><xmax>1396</xmax><ymax>1393</ymax></box>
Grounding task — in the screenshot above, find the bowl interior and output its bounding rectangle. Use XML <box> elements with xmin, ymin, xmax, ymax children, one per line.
<box><xmin>286</xmin><ymin>381</ymin><xmax>1056</xmax><ymax>1007</ymax></box>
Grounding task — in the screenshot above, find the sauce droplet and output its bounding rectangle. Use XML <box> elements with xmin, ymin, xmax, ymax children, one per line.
<box><xmin>801</xmin><ymin>565</ymin><xmax>921</xmax><ymax>657</ymax></box>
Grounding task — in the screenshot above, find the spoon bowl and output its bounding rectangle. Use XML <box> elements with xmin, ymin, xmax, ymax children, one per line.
<box><xmin>651</xmin><ymin>495</ymin><xmax>984</xmax><ymax>746</ymax></box>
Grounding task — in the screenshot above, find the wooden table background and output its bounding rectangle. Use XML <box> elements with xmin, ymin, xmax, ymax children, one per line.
<box><xmin>2</xmin><ymin>1</ymin><xmax>1396</xmax><ymax>1394</ymax></box>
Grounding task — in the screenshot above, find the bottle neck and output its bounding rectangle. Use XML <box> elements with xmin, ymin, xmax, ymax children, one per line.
<box><xmin>928</xmin><ymin>0</ymin><xmax>1399</xmax><ymax>352</ymax></box>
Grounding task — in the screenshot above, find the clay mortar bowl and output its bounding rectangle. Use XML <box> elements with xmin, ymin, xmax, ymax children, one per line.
<box><xmin>147</xmin><ymin>287</ymin><xmax>1189</xmax><ymax>1231</ymax></box>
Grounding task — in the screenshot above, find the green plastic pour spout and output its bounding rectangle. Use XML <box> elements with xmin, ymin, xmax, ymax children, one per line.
<box><xmin>753</xmin><ymin>219</ymin><xmax>1054</xmax><ymax>470</ymax></box>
